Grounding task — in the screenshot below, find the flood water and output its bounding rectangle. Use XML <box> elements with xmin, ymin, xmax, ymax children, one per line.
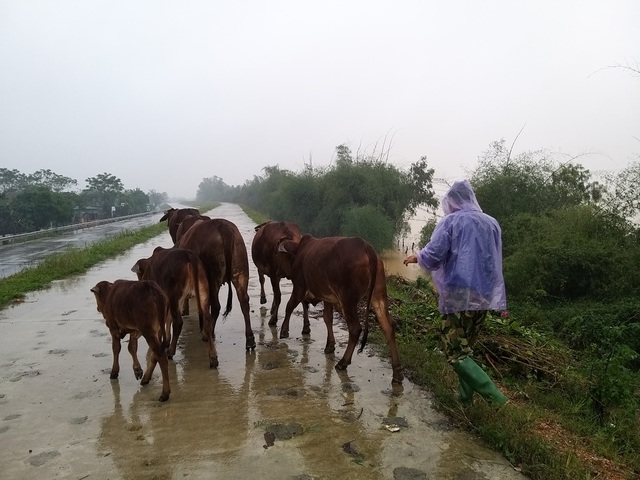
<box><xmin>0</xmin><ymin>203</ymin><xmax>526</xmax><ymax>480</ymax></box>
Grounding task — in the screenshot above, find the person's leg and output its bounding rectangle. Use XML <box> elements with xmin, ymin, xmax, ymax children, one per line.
<box><xmin>440</xmin><ymin>311</ymin><xmax>476</xmax><ymax>403</ymax></box>
<box><xmin>441</xmin><ymin>311</ymin><xmax>507</xmax><ymax>406</ymax></box>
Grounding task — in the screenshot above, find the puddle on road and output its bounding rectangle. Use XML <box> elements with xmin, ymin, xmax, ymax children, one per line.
<box><xmin>0</xmin><ymin>203</ymin><xmax>526</xmax><ymax>480</ymax></box>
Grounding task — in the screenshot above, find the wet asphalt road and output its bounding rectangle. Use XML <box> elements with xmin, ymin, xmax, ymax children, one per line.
<box><xmin>0</xmin><ymin>203</ymin><xmax>527</xmax><ymax>480</ymax></box>
<box><xmin>0</xmin><ymin>212</ymin><xmax>165</xmax><ymax>279</ymax></box>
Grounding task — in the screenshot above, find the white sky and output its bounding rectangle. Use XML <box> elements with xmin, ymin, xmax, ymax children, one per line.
<box><xmin>1</xmin><ymin>1</ymin><xmax>638</xmax><ymax>199</ymax></box>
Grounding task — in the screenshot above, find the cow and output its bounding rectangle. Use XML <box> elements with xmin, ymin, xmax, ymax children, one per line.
<box><xmin>131</xmin><ymin>247</ymin><xmax>219</xmax><ymax>368</ymax></box>
<box><xmin>176</xmin><ymin>214</ymin><xmax>210</xmax><ymax>244</ymax></box>
<box><xmin>159</xmin><ymin>207</ymin><xmax>201</xmax><ymax>244</ymax></box>
<box><xmin>251</xmin><ymin>220</ymin><xmax>310</xmax><ymax>331</ymax></box>
<box><xmin>176</xmin><ymin>218</ymin><xmax>256</xmax><ymax>352</ymax></box>
<box><xmin>90</xmin><ymin>279</ymin><xmax>172</xmax><ymax>401</ymax></box>
<box><xmin>276</xmin><ymin>234</ymin><xmax>403</xmax><ymax>384</ymax></box>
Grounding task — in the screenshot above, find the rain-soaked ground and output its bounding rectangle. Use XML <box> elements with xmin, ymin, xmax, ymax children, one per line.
<box><xmin>0</xmin><ymin>204</ymin><xmax>527</xmax><ymax>480</ymax></box>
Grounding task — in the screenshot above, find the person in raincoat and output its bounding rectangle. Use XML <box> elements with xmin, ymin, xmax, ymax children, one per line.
<box><xmin>403</xmin><ymin>179</ymin><xmax>508</xmax><ymax>406</ymax></box>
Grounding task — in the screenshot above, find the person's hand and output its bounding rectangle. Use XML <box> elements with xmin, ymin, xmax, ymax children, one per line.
<box><xmin>403</xmin><ymin>254</ymin><xmax>417</xmax><ymax>266</ymax></box>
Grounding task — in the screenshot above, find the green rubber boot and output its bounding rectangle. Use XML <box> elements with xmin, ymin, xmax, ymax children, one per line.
<box><xmin>458</xmin><ymin>377</ymin><xmax>475</xmax><ymax>404</ymax></box>
<box><xmin>453</xmin><ymin>357</ymin><xmax>508</xmax><ymax>407</ymax></box>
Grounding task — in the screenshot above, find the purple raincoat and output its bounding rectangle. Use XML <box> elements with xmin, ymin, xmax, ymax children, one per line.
<box><xmin>416</xmin><ymin>180</ymin><xmax>507</xmax><ymax>314</ymax></box>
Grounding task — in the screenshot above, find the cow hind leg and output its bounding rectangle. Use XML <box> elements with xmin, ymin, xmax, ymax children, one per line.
<box><xmin>268</xmin><ymin>276</ymin><xmax>281</xmax><ymax>326</ymax></box>
<box><xmin>127</xmin><ymin>333</ymin><xmax>144</xmax><ymax>380</ymax></box>
<box><xmin>141</xmin><ymin>335</ymin><xmax>171</xmax><ymax>402</ymax></box>
<box><xmin>258</xmin><ymin>270</ymin><xmax>267</xmax><ymax>305</ymax></box>
<box><xmin>232</xmin><ymin>275</ymin><xmax>256</xmax><ymax>350</ymax></box>
<box><xmin>373</xmin><ymin>299</ymin><xmax>404</xmax><ymax>384</ymax></box>
<box><xmin>322</xmin><ymin>303</ymin><xmax>335</xmax><ymax>354</ymax></box>
<box><xmin>167</xmin><ymin>303</ymin><xmax>183</xmax><ymax>359</ymax></box>
<box><xmin>301</xmin><ymin>301</ymin><xmax>311</xmax><ymax>335</ymax></box>
<box><xmin>109</xmin><ymin>332</ymin><xmax>122</xmax><ymax>379</ymax></box>
<box><xmin>181</xmin><ymin>297</ymin><xmax>190</xmax><ymax>316</ymax></box>
<box><xmin>201</xmin><ymin>311</ymin><xmax>219</xmax><ymax>368</ymax></box>
<box><xmin>335</xmin><ymin>306</ymin><xmax>362</xmax><ymax>371</ymax></box>
<box><xmin>208</xmin><ymin>286</ymin><xmax>222</xmax><ymax>342</ymax></box>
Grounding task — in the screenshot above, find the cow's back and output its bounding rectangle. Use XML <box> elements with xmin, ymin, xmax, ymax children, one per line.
<box><xmin>177</xmin><ymin>218</ymin><xmax>247</xmax><ymax>284</ymax></box>
<box><xmin>103</xmin><ymin>280</ymin><xmax>167</xmax><ymax>331</ymax></box>
<box><xmin>296</xmin><ymin>236</ymin><xmax>376</xmax><ymax>303</ymax></box>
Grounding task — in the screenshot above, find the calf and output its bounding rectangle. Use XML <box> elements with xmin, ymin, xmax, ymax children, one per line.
<box><xmin>132</xmin><ymin>247</ymin><xmax>218</xmax><ymax>368</ymax></box>
<box><xmin>160</xmin><ymin>207</ymin><xmax>201</xmax><ymax>244</ymax></box>
<box><xmin>90</xmin><ymin>279</ymin><xmax>172</xmax><ymax>401</ymax></box>
<box><xmin>176</xmin><ymin>218</ymin><xmax>256</xmax><ymax>352</ymax></box>
<box><xmin>251</xmin><ymin>220</ymin><xmax>309</xmax><ymax>331</ymax></box>
<box><xmin>277</xmin><ymin>234</ymin><xmax>403</xmax><ymax>384</ymax></box>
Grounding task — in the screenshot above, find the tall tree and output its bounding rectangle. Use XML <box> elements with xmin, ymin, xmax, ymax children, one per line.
<box><xmin>26</xmin><ymin>169</ymin><xmax>77</xmax><ymax>192</ymax></box>
<box><xmin>147</xmin><ymin>190</ymin><xmax>169</xmax><ymax>209</ymax></box>
<box><xmin>0</xmin><ymin>168</ymin><xmax>26</xmax><ymax>194</ymax></box>
<box><xmin>83</xmin><ymin>173</ymin><xmax>124</xmax><ymax>218</ymax></box>
<box><xmin>118</xmin><ymin>188</ymin><xmax>150</xmax><ymax>215</ymax></box>
<box><xmin>11</xmin><ymin>186</ymin><xmax>75</xmax><ymax>232</ymax></box>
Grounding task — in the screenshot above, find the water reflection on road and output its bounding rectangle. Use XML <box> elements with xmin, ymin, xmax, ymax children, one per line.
<box><xmin>0</xmin><ymin>203</ymin><xmax>526</xmax><ymax>479</ymax></box>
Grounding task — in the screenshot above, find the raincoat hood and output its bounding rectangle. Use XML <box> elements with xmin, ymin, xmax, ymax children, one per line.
<box><xmin>441</xmin><ymin>180</ymin><xmax>483</xmax><ymax>215</ymax></box>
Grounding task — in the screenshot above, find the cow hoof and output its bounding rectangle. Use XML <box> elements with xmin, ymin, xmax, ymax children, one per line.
<box><xmin>268</xmin><ymin>318</ymin><xmax>278</xmax><ymax>327</ymax></box>
<box><xmin>335</xmin><ymin>361</ymin><xmax>348</xmax><ymax>371</ymax></box>
<box><xmin>140</xmin><ymin>378</ymin><xmax>150</xmax><ymax>386</ymax></box>
<box><xmin>167</xmin><ymin>353</ymin><xmax>174</xmax><ymax>360</ymax></box>
<box><xmin>134</xmin><ymin>369</ymin><xmax>143</xmax><ymax>380</ymax></box>
<box><xmin>159</xmin><ymin>393</ymin><xmax>170</xmax><ymax>402</ymax></box>
<box><xmin>260</xmin><ymin>296</ymin><xmax>267</xmax><ymax>304</ymax></box>
<box><xmin>279</xmin><ymin>330</ymin><xmax>289</xmax><ymax>339</ymax></box>
<box><xmin>210</xmin><ymin>357</ymin><xmax>219</xmax><ymax>368</ymax></box>
<box><xmin>324</xmin><ymin>345</ymin><xmax>335</xmax><ymax>354</ymax></box>
<box><xmin>110</xmin><ymin>372</ymin><xmax>119</xmax><ymax>380</ymax></box>
<box><xmin>301</xmin><ymin>328</ymin><xmax>311</xmax><ymax>335</ymax></box>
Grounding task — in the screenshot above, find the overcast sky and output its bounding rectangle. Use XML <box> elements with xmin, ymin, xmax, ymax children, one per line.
<box><xmin>1</xmin><ymin>1</ymin><xmax>638</xmax><ymax>199</ymax></box>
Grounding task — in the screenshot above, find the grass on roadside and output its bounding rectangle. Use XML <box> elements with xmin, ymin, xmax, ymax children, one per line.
<box><xmin>0</xmin><ymin>222</ymin><xmax>167</xmax><ymax>310</ymax></box>
<box><xmin>368</xmin><ymin>276</ymin><xmax>639</xmax><ymax>480</ymax></box>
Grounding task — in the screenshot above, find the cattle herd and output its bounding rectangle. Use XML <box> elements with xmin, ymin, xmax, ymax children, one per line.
<box><xmin>90</xmin><ymin>207</ymin><xmax>404</xmax><ymax>402</ymax></box>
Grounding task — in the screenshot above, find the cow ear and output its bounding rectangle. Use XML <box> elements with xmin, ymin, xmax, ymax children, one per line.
<box><xmin>131</xmin><ymin>262</ymin><xmax>140</xmax><ymax>274</ymax></box>
<box><xmin>90</xmin><ymin>285</ymin><xmax>99</xmax><ymax>293</ymax></box>
<box><xmin>278</xmin><ymin>240</ymin><xmax>298</xmax><ymax>254</ymax></box>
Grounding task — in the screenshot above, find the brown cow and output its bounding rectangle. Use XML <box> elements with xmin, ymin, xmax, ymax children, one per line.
<box><xmin>90</xmin><ymin>279</ymin><xmax>172</xmax><ymax>401</ymax></box>
<box><xmin>276</xmin><ymin>234</ymin><xmax>403</xmax><ymax>384</ymax></box>
<box><xmin>176</xmin><ymin>218</ymin><xmax>256</xmax><ymax>351</ymax></box>
<box><xmin>131</xmin><ymin>247</ymin><xmax>218</xmax><ymax>368</ymax></box>
<box><xmin>175</xmin><ymin>214</ymin><xmax>210</xmax><ymax>244</ymax></box>
<box><xmin>159</xmin><ymin>207</ymin><xmax>201</xmax><ymax>243</ymax></box>
<box><xmin>251</xmin><ymin>220</ymin><xmax>310</xmax><ymax>331</ymax></box>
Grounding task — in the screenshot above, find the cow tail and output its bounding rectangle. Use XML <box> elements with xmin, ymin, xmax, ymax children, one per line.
<box><xmin>222</xmin><ymin>223</ymin><xmax>234</xmax><ymax>318</ymax></box>
<box><xmin>358</xmin><ymin>243</ymin><xmax>378</xmax><ymax>354</ymax></box>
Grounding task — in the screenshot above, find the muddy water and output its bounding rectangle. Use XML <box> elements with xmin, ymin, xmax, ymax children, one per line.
<box><xmin>0</xmin><ymin>203</ymin><xmax>526</xmax><ymax>480</ymax></box>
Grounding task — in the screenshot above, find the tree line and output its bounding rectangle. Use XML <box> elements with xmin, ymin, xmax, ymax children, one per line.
<box><xmin>0</xmin><ymin>169</ymin><xmax>169</xmax><ymax>235</ymax></box>
<box><xmin>196</xmin><ymin>144</ymin><xmax>439</xmax><ymax>252</ymax></box>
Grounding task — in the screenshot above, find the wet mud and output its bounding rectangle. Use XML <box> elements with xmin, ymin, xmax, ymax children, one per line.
<box><xmin>0</xmin><ymin>203</ymin><xmax>526</xmax><ymax>479</ymax></box>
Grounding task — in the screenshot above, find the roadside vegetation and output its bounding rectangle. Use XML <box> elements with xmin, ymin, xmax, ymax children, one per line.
<box><xmin>0</xmin><ymin>168</ymin><xmax>171</xmax><ymax>235</ymax></box>
<box><xmin>196</xmin><ymin>143</ymin><xmax>438</xmax><ymax>252</ymax></box>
